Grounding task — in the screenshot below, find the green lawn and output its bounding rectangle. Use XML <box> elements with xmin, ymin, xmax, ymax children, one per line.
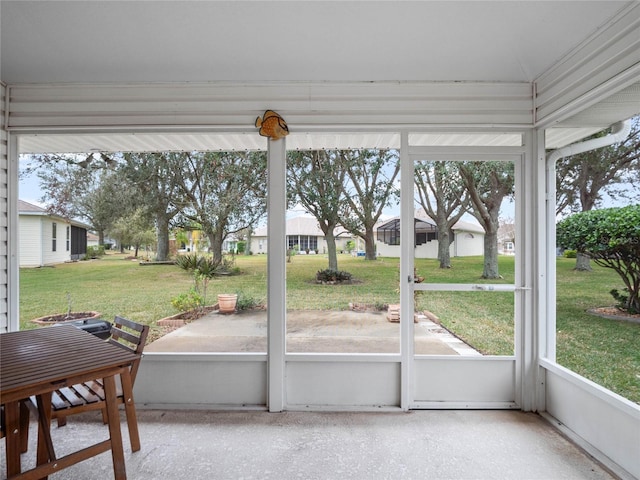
<box><xmin>19</xmin><ymin>252</ymin><xmax>640</xmax><ymax>403</ymax></box>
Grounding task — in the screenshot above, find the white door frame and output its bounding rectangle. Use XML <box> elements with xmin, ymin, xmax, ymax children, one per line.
<box><xmin>402</xmin><ymin>133</ymin><xmax>528</xmax><ymax>409</ymax></box>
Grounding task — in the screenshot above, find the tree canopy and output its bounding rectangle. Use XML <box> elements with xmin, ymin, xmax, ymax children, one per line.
<box><xmin>556</xmin><ymin>205</ymin><xmax>640</xmax><ymax>313</ymax></box>
<box><xmin>340</xmin><ymin>149</ymin><xmax>400</xmax><ymax>261</ymax></box>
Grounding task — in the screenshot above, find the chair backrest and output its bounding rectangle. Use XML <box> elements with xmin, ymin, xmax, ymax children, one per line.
<box><xmin>107</xmin><ymin>316</ymin><xmax>150</xmax><ymax>383</ymax></box>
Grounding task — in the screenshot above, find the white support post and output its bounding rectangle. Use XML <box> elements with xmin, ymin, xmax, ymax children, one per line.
<box><xmin>267</xmin><ymin>137</ymin><xmax>287</xmax><ymax>412</ymax></box>
<box><xmin>399</xmin><ymin>132</ymin><xmax>414</xmax><ymax>411</ymax></box>
<box><xmin>7</xmin><ymin>133</ymin><xmax>19</xmax><ymax>332</ymax></box>
<box><xmin>518</xmin><ymin>133</ymin><xmax>531</xmax><ymax>411</ymax></box>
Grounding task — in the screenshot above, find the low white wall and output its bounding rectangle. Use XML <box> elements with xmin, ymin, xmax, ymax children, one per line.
<box><xmin>413</xmin><ymin>356</ymin><xmax>517</xmax><ymax>408</ymax></box>
<box><xmin>135</xmin><ymin>353</ymin><xmax>268</xmax><ymax>409</ymax></box>
<box><xmin>542</xmin><ymin>360</ymin><xmax>640</xmax><ymax>479</ymax></box>
<box><xmin>285</xmin><ymin>355</ymin><xmax>401</xmax><ymax>409</ymax></box>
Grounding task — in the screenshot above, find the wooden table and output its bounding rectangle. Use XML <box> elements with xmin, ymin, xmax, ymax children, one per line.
<box><xmin>1</xmin><ymin>325</ymin><xmax>140</xmax><ymax>479</ymax></box>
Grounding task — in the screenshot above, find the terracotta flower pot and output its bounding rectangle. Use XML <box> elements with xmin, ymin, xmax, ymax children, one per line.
<box><xmin>217</xmin><ymin>294</ymin><xmax>238</xmax><ymax>314</ymax></box>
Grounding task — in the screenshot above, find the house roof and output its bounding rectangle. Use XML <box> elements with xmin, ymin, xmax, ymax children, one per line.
<box><xmin>377</xmin><ymin>216</ymin><xmax>485</xmax><ymax>235</ymax></box>
<box><xmin>253</xmin><ymin>215</ymin><xmax>350</xmax><ymax>237</ymax></box>
<box><xmin>18</xmin><ymin>200</ymin><xmax>46</xmax><ymax>214</ymax></box>
<box><xmin>18</xmin><ymin>199</ymin><xmax>92</xmax><ymax>229</ymax></box>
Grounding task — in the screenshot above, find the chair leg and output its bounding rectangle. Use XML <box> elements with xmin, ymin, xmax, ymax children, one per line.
<box><xmin>57</xmin><ymin>415</ymin><xmax>67</xmax><ymax>427</ymax></box>
<box><xmin>120</xmin><ymin>370</ymin><xmax>141</xmax><ymax>452</ymax></box>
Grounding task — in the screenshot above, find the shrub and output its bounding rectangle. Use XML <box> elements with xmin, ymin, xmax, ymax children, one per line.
<box><xmin>563</xmin><ymin>249</ymin><xmax>577</xmax><ymax>258</ymax></box>
<box><xmin>171</xmin><ymin>287</ymin><xmax>204</xmax><ymax>312</ymax></box>
<box><xmin>557</xmin><ymin>205</ymin><xmax>640</xmax><ymax>313</ymax></box>
<box><xmin>316</xmin><ymin>268</ymin><xmax>353</xmax><ymax>283</ymax></box>
<box><xmin>84</xmin><ymin>245</ymin><xmax>105</xmax><ymax>259</ymax></box>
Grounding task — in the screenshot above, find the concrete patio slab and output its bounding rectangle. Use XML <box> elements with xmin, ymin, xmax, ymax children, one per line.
<box><xmin>145</xmin><ymin>310</ymin><xmax>467</xmax><ymax>355</ymax></box>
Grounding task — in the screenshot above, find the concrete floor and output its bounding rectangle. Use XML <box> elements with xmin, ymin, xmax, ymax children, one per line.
<box><xmin>1</xmin><ymin>409</ymin><xmax>620</xmax><ymax>480</ymax></box>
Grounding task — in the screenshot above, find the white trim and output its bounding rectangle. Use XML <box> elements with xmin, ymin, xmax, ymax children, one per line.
<box><xmin>534</xmin><ymin>2</ymin><xmax>640</xmax><ymax>126</ymax></box>
<box><xmin>6</xmin><ymin>82</ymin><xmax>534</xmax><ymax>131</ymax></box>
<box><xmin>416</xmin><ymin>283</ymin><xmax>517</xmax><ymax>292</ymax></box>
<box><xmin>285</xmin><ymin>353</ymin><xmax>401</xmax><ymax>363</ymax></box>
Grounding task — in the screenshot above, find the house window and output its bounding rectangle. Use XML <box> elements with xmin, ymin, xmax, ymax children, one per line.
<box><xmin>287</xmin><ymin>235</ymin><xmax>299</xmax><ymax>250</ymax></box>
<box><xmin>66</xmin><ymin>226</ymin><xmax>70</xmax><ymax>251</ymax></box>
<box><xmin>52</xmin><ymin>222</ymin><xmax>57</xmax><ymax>252</ymax></box>
<box><xmin>287</xmin><ymin>235</ymin><xmax>318</xmax><ymax>252</ymax></box>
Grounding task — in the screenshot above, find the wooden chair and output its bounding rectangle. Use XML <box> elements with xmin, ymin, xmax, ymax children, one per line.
<box><xmin>32</xmin><ymin>316</ymin><xmax>149</xmax><ymax>452</ymax></box>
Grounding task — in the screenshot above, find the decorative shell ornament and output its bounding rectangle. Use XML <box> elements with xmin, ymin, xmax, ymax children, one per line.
<box><xmin>255</xmin><ymin>110</ymin><xmax>289</xmax><ymax>140</ymax></box>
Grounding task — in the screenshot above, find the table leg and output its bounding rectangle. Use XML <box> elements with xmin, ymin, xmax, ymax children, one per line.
<box><xmin>35</xmin><ymin>393</ymin><xmax>55</xmax><ymax>480</ymax></box>
<box><xmin>103</xmin><ymin>374</ymin><xmax>127</xmax><ymax>480</ymax></box>
<box><xmin>4</xmin><ymin>401</ymin><xmax>22</xmax><ymax>477</ymax></box>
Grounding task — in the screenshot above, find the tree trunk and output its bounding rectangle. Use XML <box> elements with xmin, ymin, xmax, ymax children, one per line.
<box><xmin>155</xmin><ymin>214</ymin><xmax>170</xmax><ymax>261</ymax></box>
<box><xmin>246</xmin><ymin>230</ymin><xmax>252</xmax><ymax>256</ymax></box>
<box><xmin>437</xmin><ymin>229</ymin><xmax>451</xmax><ymax>269</ymax></box>
<box><xmin>575</xmin><ymin>252</ymin><xmax>592</xmax><ymax>271</ymax></box>
<box><xmin>482</xmin><ymin>229</ymin><xmax>500</xmax><ymax>279</ymax></box>
<box><xmin>208</xmin><ymin>231</ymin><xmax>224</xmax><ymax>264</ymax></box>
<box><xmin>364</xmin><ymin>226</ymin><xmax>376</xmax><ymax>260</ymax></box>
<box><xmin>98</xmin><ymin>229</ymin><xmax>105</xmax><ymax>245</ymax></box>
<box><xmin>325</xmin><ymin>230</ymin><xmax>339</xmax><ymax>270</ymax></box>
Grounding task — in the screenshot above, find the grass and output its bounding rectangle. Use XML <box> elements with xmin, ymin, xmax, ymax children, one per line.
<box><xmin>19</xmin><ymin>252</ymin><xmax>640</xmax><ymax>403</ymax></box>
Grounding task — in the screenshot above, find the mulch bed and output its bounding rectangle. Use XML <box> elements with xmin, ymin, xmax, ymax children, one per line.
<box><xmin>587</xmin><ymin>306</ymin><xmax>640</xmax><ymax>323</ymax></box>
<box><xmin>31</xmin><ymin>311</ymin><xmax>101</xmax><ymax>325</ymax></box>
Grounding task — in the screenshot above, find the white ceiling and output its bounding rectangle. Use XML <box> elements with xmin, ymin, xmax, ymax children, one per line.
<box><xmin>0</xmin><ymin>1</ymin><xmax>630</xmax><ymax>84</ymax></box>
<box><xmin>3</xmin><ymin>1</ymin><xmax>639</xmax><ymax>153</ymax></box>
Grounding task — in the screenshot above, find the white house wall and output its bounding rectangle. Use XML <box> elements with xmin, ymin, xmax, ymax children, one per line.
<box><xmin>250</xmin><ymin>235</ymin><xmax>352</xmax><ymax>256</ymax></box>
<box><xmin>375</xmin><ymin>234</ymin><xmax>484</xmax><ymax>259</ymax></box>
<box><xmin>452</xmin><ymin>232</ymin><xmax>484</xmax><ymax>257</ymax></box>
<box><xmin>18</xmin><ymin>216</ymin><xmax>43</xmax><ymax>267</ymax></box>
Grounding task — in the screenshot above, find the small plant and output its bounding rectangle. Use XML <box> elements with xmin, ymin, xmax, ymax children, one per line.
<box><xmin>175</xmin><ymin>253</ymin><xmax>203</xmax><ymax>271</ymax></box>
<box><xmin>235</xmin><ymin>290</ymin><xmax>263</xmax><ymax>311</ymax></box>
<box><xmin>171</xmin><ymin>287</ymin><xmax>204</xmax><ymax>313</ymax></box>
<box><xmin>563</xmin><ymin>249</ymin><xmax>577</xmax><ymax>258</ymax></box>
<box><xmin>316</xmin><ymin>269</ymin><xmax>353</xmax><ymax>284</ymax></box>
<box><xmin>65</xmin><ymin>292</ymin><xmax>73</xmax><ymax>319</ymax></box>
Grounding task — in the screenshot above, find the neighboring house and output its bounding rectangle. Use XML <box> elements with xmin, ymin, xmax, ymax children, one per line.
<box><xmin>375</xmin><ymin>214</ymin><xmax>485</xmax><ymax>259</ymax></box>
<box><xmin>498</xmin><ymin>223</ymin><xmax>516</xmax><ymax>255</ymax></box>
<box><xmin>18</xmin><ymin>200</ymin><xmax>90</xmax><ymax>267</ymax></box>
<box><xmin>251</xmin><ymin>215</ymin><xmax>353</xmax><ymax>255</ymax></box>
<box><xmin>86</xmin><ymin>232</ymin><xmax>100</xmax><ymax>248</ymax></box>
